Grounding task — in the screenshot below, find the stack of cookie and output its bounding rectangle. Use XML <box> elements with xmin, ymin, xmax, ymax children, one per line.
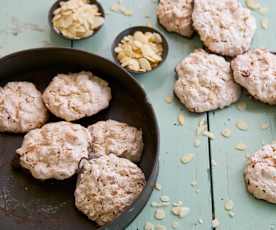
<box><xmin>0</xmin><ymin>71</ymin><xmax>146</xmax><ymax>226</ymax></box>
<box><xmin>157</xmin><ymin>0</ymin><xmax>276</xmax><ymax>204</ymax></box>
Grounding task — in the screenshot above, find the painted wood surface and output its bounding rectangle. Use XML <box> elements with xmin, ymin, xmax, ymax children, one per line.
<box><xmin>0</xmin><ymin>0</ymin><xmax>275</xmax><ymax>229</ymax></box>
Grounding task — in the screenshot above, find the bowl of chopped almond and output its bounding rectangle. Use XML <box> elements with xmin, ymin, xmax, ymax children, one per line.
<box><xmin>49</xmin><ymin>0</ymin><xmax>105</xmax><ymax>40</ymax></box>
<box><xmin>112</xmin><ymin>26</ymin><xmax>169</xmax><ymax>74</ymax></box>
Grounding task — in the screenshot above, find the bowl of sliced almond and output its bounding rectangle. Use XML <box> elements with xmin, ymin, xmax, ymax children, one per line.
<box><xmin>49</xmin><ymin>0</ymin><xmax>105</xmax><ymax>40</ymax></box>
<box><xmin>112</xmin><ymin>26</ymin><xmax>169</xmax><ymax>74</ymax></box>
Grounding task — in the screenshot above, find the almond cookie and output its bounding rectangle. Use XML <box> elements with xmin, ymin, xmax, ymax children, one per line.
<box><xmin>16</xmin><ymin>121</ymin><xmax>90</xmax><ymax>180</ymax></box>
<box><xmin>88</xmin><ymin>120</ymin><xmax>143</xmax><ymax>162</ymax></box>
<box><xmin>231</xmin><ymin>49</ymin><xmax>276</xmax><ymax>105</ymax></box>
<box><xmin>156</xmin><ymin>0</ymin><xmax>194</xmax><ymax>37</ymax></box>
<box><xmin>192</xmin><ymin>0</ymin><xmax>256</xmax><ymax>57</ymax></box>
<box><xmin>174</xmin><ymin>49</ymin><xmax>241</xmax><ymax>112</ymax></box>
<box><xmin>0</xmin><ymin>82</ymin><xmax>48</xmax><ymax>133</ymax></box>
<box><xmin>43</xmin><ymin>71</ymin><xmax>111</xmax><ymax>121</ymax></box>
<box><xmin>75</xmin><ymin>154</ymin><xmax>145</xmax><ymax>226</ymax></box>
<box><xmin>244</xmin><ymin>144</ymin><xmax>276</xmax><ymax>204</ymax></box>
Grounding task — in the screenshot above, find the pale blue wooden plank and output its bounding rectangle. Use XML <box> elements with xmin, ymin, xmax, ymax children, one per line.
<box><xmin>73</xmin><ymin>1</ymin><xmax>213</xmax><ymax>229</ymax></box>
<box><xmin>210</xmin><ymin>1</ymin><xmax>276</xmax><ymax>229</ymax></box>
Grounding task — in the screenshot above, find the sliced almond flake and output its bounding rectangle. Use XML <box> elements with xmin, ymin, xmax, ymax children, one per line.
<box><xmin>221</xmin><ymin>128</ymin><xmax>232</xmax><ymax>138</ymax></box>
<box><xmin>260</xmin><ymin>122</ymin><xmax>269</xmax><ymax>129</ymax></box>
<box><xmin>198</xmin><ymin>218</ymin><xmax>204</xmax><ymax>224</ymax></box>
<box><xmin>178</xmin><ymin>113</ymin><xmax>185</xmax><ymax>126</ymax></box>
<box><xmin>245</xmin><ymin>0</ymin><xmax>261</xmax><ymax>10</ymax></box>
<box><xmin>224</xmin><ymin>199</ymin><xmax>234</xmax><ymax>211</ymax></box>
<box><xmin>211</xmin><ymin>159</ymin><xmax>217</xmax><ymax>167</ymax></box>
<box><xmin>144</xmin><ymin>222</ymin><xmax>154</xmax><ymax>230</ymax></box>
<box><xmin>171</xmin><ymin>206</ymin><xmax>190</xmax><ymax>218</ymax></box>
<box><xmin>258</xmin><ymin>6</ymin><xmax>269</xmax><ymax>15</ymax></box>
<box><xmin>110</xmin><ymin>3</ymin><xmax>121</xmax><ymax>12</ymax></box>
<box><xmin>172</xmin><ymin>201</ymin><xmax>183</xmax><ymax>207</ymax></box>
<box><xmin>261</xmin><ymin>18</ymin><xmax>269</xmax><ymax>30</ymax></box>
<box><xmin>203</xmin><ymin>130</ymin><xmax>215</xmax><ymax>140</ymax></box>
<box><xmin>236</xmin><ymin>101</ymin><xmax>247</xmax><ymax>111</ymax></box>
<box><xmin>228</xmin><ymin>211</ymin><xmax>235</xmax><ymax>218</ymax></box>
<box><xmin>191</xmin><ymin>180</ymin><xmax>197</xmax><ymax>187</ymax></box>
<box><xmin>194</xmin><ymin>138</ymin><xmax>201</xmax><ymax>147</ymax></box>
<box><xmin>160</xmin><ymin>195</ymin><xmax>170</xmax><ymax>203</ymax></box>
<box><xmin>156</xmin><ymin>224</ymin><xmax>166</xmax><ymax>230</ymax></box>
<box><xmin>154</xmin><ymin>182</ymin><xmax>162</xmax><ymax>191</ymax></box>
<box><xmin>236</xmin><ymin>120</ymin><xmax>248</xmax><ymax>131</ymax></box>
<box><xmin>272</xmin><ymin>140</ymin><xmax>276</xmax><ymax>144</ymax></box>
<box><xmin>180</xmin><ymin>153</ymin><xmax>194</xmax><ymax>164</ymax></box>
<box><xmin>151</xmin><ymin>201</ymin><xmax>170</xmax><ymax>208</ymax></box>
<box><xmin>121</xmin><ymin>8</ymin><xmax>133</xmax><ymax>16</ymax></box>
<box><xmin>197</xmin><ymin>118</ymin><xmax>207</xmax><ymax>136</ymax></box>
<box><xmin>212</xmin><ymin>218</ymin><xmax>220</xmax><ymax>228</ymax></box>
<box><xmin>235</xmin><ymin>143</ymin><xmax>247</xmax><ymax>151</ymax></box>
<box><xmin>171</xmin><ymin>221</ymin><xmax>178</xmax><ymax>229</ymax></box>
<box><xmin>154</xmin><ymin>208</ymin><xmax>166</xmax><ymax>220</ymax></box>
<box><xmin>165</xmin><ymin>95</ymin><xmax>173</xmax><ymax>104</ymax></box>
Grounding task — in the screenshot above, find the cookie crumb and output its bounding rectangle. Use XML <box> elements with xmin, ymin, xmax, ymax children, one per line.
<box><xmin>211</xmin><ymin>159</ymin><xmax>217</xmax><ymax>167</ymax></box>
<box><xmin>172</xmin><ymin>201</ymin><xmax>183</xmax><ymax>207</ymax></box>
<box><xmin>156</xmin><ymin>224</ymin><xmax>166</xmax><ymax>230</ymax></box>
<box><xmin>194</xmin><ymin>138</ymin><xmax>201</xmax><ymax>147</ymax></box>
<box><xmin>155</xmin><ymin>182</ymin><xmax>162</xmax><ymax>191</ymax></box>
<box><xmin>261</xmin><ymin>18</ymin><xmax>269</xmax><ymax>29</ymax></box>
<box><xmin>171</xmin><ymin>221</ymin><xmax>178</xmax><ymax>229</ymax></box>
<box><xmin>203</xmin><ymin>131</ymin><xmax>215</xmax><ymax>140</ymax></box>
<box><xmin>228</xmin><ymin>211</ymin><xmax>235</xmax><ymax>218</ymax></box>
<box><xmin>171</xmin><ymin>206</ymin><xmax>190</xmax><ymax>218</ymax></box>
<box><xmin>236</xmin><ymin>101</ymin><xmax>247</xmax><ymax>111</ymax></box>
<box><xmin>160</xmin><ymin>195</ymin><xmax>170</xmax><ymax>203</ymax></box>
<box><xmin>260</xmin><ymin>122</ymin><xmax>269</xmax><ymax>129</ymax></box>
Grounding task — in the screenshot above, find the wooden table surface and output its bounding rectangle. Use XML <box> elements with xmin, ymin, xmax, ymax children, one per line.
<box><xmin>0</xmin><ymin>0</ymin><xmax>275</xmax><ymax>229</ymax></box>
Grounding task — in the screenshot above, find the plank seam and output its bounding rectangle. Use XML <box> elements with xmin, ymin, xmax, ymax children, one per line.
<box><xmin>207</xmin><ymin>112</ymin><xmax>216</xmax><ymax>229</ymax></box>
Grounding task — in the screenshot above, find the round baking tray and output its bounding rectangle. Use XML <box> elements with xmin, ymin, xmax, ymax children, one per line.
<box><xmin>0</xmin><ymin>48</ymin><xmax>159</xmax><ymax>230</ymax></box>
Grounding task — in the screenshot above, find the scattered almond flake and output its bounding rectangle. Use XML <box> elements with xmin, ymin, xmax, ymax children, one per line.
<box><xmin>221</xmin><ymin>128</ymin><xmax>232</xmax><ymax>138</ymax></box>
<box><xmin>236</xmin><ymin>120</ymin><xmax>248</xmax><ymax>131</ymax></box>
<box><xmin>144</xmin><ymin>222</ymin><xmax>154</xmax><ymax>230</ymax></box>
<box><xmin>160</xmin><ymin>195</ymin><xmax>170</xmax><ymax>203</ymax></box>
<box><xmin>154</xmin><ymin>208</ymin><xmax>166</xmax><ymax>220</ymax></box>
<box><xmin>146</xmin><ymin>19</ymin><xmax>153</xmax><ymax>28</ymax></box>
<box><xmin>272</xmin><ymin>140</ymin><xmax>276</xmax><ymax>144</ymax></box>
<box><xmin>178</xmin><ymin>113</ymin><xmax>185</xmax><ymax>126</ymax></box>
<box><xmin>203</xmin><ymin>130</ymin><xmax>215</xmax><ymax>140</ymax></box>
<box><xmin>228</xmin><ymin>211</ymin><xmax>235</xmax><ymax>218</ymax></box>
<box><xmin>121</xmin><ymin>8</ymin><xmax>133</xmax><ymax>16</ymax></box>
<box><xmin>171</xmin><ymin>206</ymin><xmax>190</xmax><ymax>218</ymax></box>
<box><xmin>180</xmin><ymin>153</ymin><xmax>194</xmax><ymax>164</ymax></box>
<box><xmin>171</xmin><ymin>221</ymin><xmax>178</xmax><ymax>229</ymax></box>
<box><xmin>191</xmin><ymin>180</ymin><xmax>197</xmax><ymax>187</ymax></box>
<box><xmin>155</xmin><ymin>182</ymin><xmax>162</xmax><ymax>191</ymax></box>
<box><xmin>258</xmin><ymin>6</ymin><xmax>269</xmax><ymax>15</ymax></box>
<box><xmin>245</xmin><ymin>0</ymin><xmax>261</xmax><ymax>10</ymax></box>
<box><xmin>195</xmin><ymin>188</ymin><xmax>200</xmax><ymax>193</ymax></box>
<box><xmin>156</xmin><ymin>224</ymin><xmax>166</xmax><ymax>230</ymax></box>
<box><xmin>236</xmin><ymin>101</ymin><xmax>247</xmax><ymax>111</ymax></box>
<box><xmin>151</xmin><ymin>201</ymin><xmax>170</xmax><ymax>208</ymax></box>
<box><xmin>196</xmin><ymin>118</ymin><xmax>207</xmax><ymax>136</ymax></box>
<box><xmin>245</xmin><ymin>153</ymin><xmax>250</xmax><ymax>159</ymax></box>
<box><xmin>172</xmin><ymin>201</ymin><xmax>183</xmax><ymax>207</ymax></box>
<box><xmin>111</xmin><ymin>3</ymin><xmax>121</xmax><ymax>12</ymax></box>
<box><xmin>211</xmin><ymin>159</ymin><xmax>217</xmax><ymax>167</ymax></box>
<box><xmin>212</xmin><ymin>218</ymin><xmax>220</xmax><ymax>228</ymax></box>
<box><xmin>224</xmin><ymin>199</ymin><xmax>234</xmax><ymax>211</ymax></box>
<box><xmin>198</xmin><ymin>218</ymin><xmax>204</xmax><ymax>224</ymax></box>
<box><xmin>261</xmin><ymin>18</ymin><xmax>269</xmax><ymax>30</ymax></box>
<box><xmin>235</xmin><ymin>143</ymin><xmax>247</xmax><ymax>151</ymax></box>
<box><xmin>260</xmin><ymin>122</ymin><xmax>269</xmax><ymax>129</ymax></box>
<box><xmin>110</xmin><ymin>1</ymin><xmax>133</xmax><ymax>16</ymax></box>
<box><xmin>194</xmin><ymin>138</ymin><xmax>201</xmax><ymax>147</ymax></box>
<box><xmin>165</xmin><ymin>95</ymin><xmax>173</xmax><ymax>104</ymax></box>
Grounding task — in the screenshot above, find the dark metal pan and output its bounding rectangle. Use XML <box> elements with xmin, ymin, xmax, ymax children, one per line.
<box><xmin>0</xmin><ymin>48</ymin><xmax>159</xmax><ymax>230</ymax></box>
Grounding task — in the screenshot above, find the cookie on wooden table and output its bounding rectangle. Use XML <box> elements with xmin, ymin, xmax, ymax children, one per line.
<box><xmin>192</xmin><ymin>0</ymin><xmax>256</xmax><ymax>57</ymax></box>
<box><xmin>244</xmin><ymin>144</ymin><xmax>276</xmax><ymax>204</ymax></box>
<box><xmin>88</xmin><ymin>119</ymin><xmax>143</xmax><ymax>162</ymax></box>
<box><xmin>16</xmin><ymin>121</ymin><xmax>91</xmax><ymax>180</ymax></box>
<box><xmin>0</xmin><ymin>82</ymin><xmax>48</xmax><ymax>133</ymax></box>
<box><xmin>174</xmin><ymin>49</ymin><xmax>241</xmax><ymax>112</ymax></box>
<box><xmin>156</xmin><ymin>0</ymin><xmax>194</xmax><ymax>37</ymax></box>
<box><xmin>75</xmin><ymin>154</ymin><xmax>145</xmax><ymax>226</ymax></box>
<box><xmin>231</xmin><ymin>49</ymin><xmax>276</xmax><ymax>105</ymax></box>
<box><xmin>43</xmin><ymin>71</ymin><xmax>111</xmax><ymax>121</ymax></box>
